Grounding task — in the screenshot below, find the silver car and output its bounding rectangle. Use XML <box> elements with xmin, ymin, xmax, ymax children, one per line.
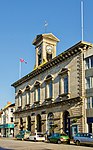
<box><xmin>73</xmin><ymin>133</ymin><xmax>93</xmax><ymax>146</ymax></box>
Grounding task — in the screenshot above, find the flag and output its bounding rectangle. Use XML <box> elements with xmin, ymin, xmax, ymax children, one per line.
<box><xmin>20</xmin><ymin>58</ymin><xmax>27</xmax><ymax>64</ymax></box>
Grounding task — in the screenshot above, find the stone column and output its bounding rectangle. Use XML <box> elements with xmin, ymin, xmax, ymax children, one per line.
<box><xmin>46</xmin><ymin>114</ymin><xmax>48</xmax><ymax>132</ymax></box>
<box><xmin>35</xmin><ymin>115</ymin><xmax>37</xmax><ymax>133</ymax></box>
<box><xmin>60</xmin><ymin>112</ymin><xmax>63</xmax><ymax>133</ymax></box>
<box><xmin>52</xmin><ymin>79</ymin><xmax>54</xmax><ymax>100</ymax></box>
<box><xmin>26</xmin><ymin>117</ymin><xmax>28</xmax><ymax>130</ymax></box>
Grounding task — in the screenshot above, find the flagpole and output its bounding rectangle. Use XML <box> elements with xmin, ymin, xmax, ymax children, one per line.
<box><xmin>19</xmin><ymin>61</ymin><xmax>22</xmax><ymax>79</ymax></box>
<box><xmin>81</xmin><ymin>1</ymin><xmax>84</xmax><ymax>41</ymax></box>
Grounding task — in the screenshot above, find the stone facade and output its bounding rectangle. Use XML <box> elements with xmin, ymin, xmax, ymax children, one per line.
<box><xmin>12</xmin><ymin>33</ymin><xmax>93</xmax><ymax>137</ymax></box>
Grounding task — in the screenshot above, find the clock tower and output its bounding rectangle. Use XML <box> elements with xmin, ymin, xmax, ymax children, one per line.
<box><xmin>32</xmin><ymin>33</ymin><xmax>60</xmax><ymax>67</ymax></box>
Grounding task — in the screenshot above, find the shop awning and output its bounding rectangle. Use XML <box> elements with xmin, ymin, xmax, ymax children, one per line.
<box><xmin>0</xmin><ymin>124</ymin><xmax>14</xmax><ymax>128</ymax></box>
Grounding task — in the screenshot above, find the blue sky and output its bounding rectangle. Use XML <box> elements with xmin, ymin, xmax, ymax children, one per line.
<box><xmin>0</xmin><ymin>0</ymin><xmax>93</xmax><ymax>109</ymax></box>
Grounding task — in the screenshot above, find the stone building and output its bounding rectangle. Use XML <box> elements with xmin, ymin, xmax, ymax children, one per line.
<box><xmin>11</xmin><ymin>33</ymin><xmax>93</xmax><ymax>137</ymax></box>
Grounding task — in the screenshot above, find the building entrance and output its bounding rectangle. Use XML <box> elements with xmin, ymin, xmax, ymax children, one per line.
<box><xmin>63</xmin><ymin>111</ymin><xmax>70</xmax><ymax>136</ymax></box>
<box><xmin>37</xmin><ymin>114</ymin><xmax>41</xmax><ymax>132</ymax></box>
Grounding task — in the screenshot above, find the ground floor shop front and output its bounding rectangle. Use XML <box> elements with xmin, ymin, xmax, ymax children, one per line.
<box><xmin>14</xmin><ymin>97</ymin><xmax>83</xmax><ymax>137</ymax></box>
<box><xmin>0</xmin><ymin>123</ymin><xmax>14</xmax><ymax>137</ymax></box>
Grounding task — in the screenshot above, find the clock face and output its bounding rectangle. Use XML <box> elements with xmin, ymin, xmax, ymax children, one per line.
<box><xmin>46</xmin><ymin>45</ymin><xmax>53</xmax><ymax>54</ymax></box>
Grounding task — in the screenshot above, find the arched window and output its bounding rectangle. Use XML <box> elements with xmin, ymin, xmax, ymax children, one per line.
<box><xmin>27</xmin><ymin>116</ymin><xmax>31</xmax><ymax>131</ymax></box>
<box><xmin>47</xmin><ymin>112</ymin><xmax>54</xmax><ymax>135</ymax></box>
<box><xmin>37</xmin><ymin>114</ymin><xmax>41</xmax><ymax>132</ymax></box>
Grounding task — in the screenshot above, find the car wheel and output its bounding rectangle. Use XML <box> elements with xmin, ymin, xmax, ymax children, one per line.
<box><xmin>67</xmin><ymin>141</ymin><xmax>70</xmax><ymax>144</ymax></box>
<box><xmin>57</xmin><ymin>140</ymin><xmax>61</xmax><ymax>144</ymax></box>
<box><xmin>34</xmin><ymin>138</ymin><xmax>36</xmax><ymax>142</ymax></box>
<box><xmin>76</xmin><ymin>140</ymin><xmax>80</xmax><ymax>146</ymax></box>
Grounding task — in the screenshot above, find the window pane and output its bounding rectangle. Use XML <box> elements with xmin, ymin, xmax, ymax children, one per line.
<box><xmin>92</xmin><ymin>97</ymin><xmax>93</xmax><ymax>108</ymax></box>
<box><xmin>38</xmin><ymin>87</ymin><xmax>40</xmax><ymax>101</ymax></box>
<box><xmin>49</xmin><ymin>80</ymin><xmax>52</xmax><ymax>97</ymax></box>
<box><xmin>86</xmin><ymin>77</ymin><xmax>90</xmax><ymax>89</ymax></box>
<box><xmin>90</xmin><ymin>56</ymin><xmax>93</xmax><ymax>68</ymax></box>
<box><xmin>87</xmin><ymin>97</ymin><xmax>90</xmax><ymax>109</ymax></box>
<box><xmin>26</xmin><ymin>92</ymin><xmax>30</xmax><ymax>104</ymax></box>
<box><xmin>11</xmin><ymin>117</ymin><xmax>13</xmax><ymax>122</ymax></box>
<box><xmin>85</xmin><ymin>58</ymin><xmax>89</xmax><ymax>69</ymax></box>
<box><xmin>11</xmin><ymin>108</ymin><xmax>13</xmax><ymax>112</ymax></box>
<box><xmin>91</xmin><ymin>77</ymin><xmax>93</xmax><ymax>88</ymax></box>
<box><xmin>64</xmin><ymin>76</ymin><xmax>68</xmax><ymax>93</ymax></box>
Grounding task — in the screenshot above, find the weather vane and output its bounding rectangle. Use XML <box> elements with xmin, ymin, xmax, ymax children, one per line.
<box><xmin>44</xmin><ymin>21</ymin><xmax>48</xmax><ymax>33</ymax></box>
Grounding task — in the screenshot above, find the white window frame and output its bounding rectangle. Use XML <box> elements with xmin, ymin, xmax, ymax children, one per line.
<box><xmin>35</xmin><ymin>86</ymin><xmax>40</xmax><ymax>102</ymax></box>
<box><xmin>86</xmin><ymin>97</ymin><xmax>93</xmax><ymax>109</ymax></box>
<box><xmin>26</xmin><ymin>91</ymin><xmax>30</xmax><ymax>105</ymax></box>
<box><xmin>86</xmin><ymin>76</ymin><xmax>93</xmax><ymax>89</ymax></box>
<box><xmin>85</xmin><ymin>56</ymin><xmax>93</xmax><ymax>69</ymax></box>
<box><xmin>59</xmin><ymin>75</ymin><xmax>68</xmax><ymax>95</ymax></box>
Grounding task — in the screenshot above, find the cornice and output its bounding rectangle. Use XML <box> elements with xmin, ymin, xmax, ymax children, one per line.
<box><xmin>11</xmin><ymin>41</ymin><xmax>93</xmax><ymax>87</ymax></box>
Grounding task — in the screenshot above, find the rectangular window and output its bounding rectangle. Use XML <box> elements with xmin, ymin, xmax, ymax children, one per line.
<box><xmin>11</xmin><ymin>117</ymin><xmax>13</xmax><ymax>122</ymax></box>
<box><xmin>38</xmin><ymin>87</ymin><xmax>40</xmax><ymax>101</ymax></box>
<box><xmin>11</xmin><ymin>108</ymin><xmax>13</xmax><ymax>112</ymax></box>
<box><xmin>64</xmin><ymin>76</ymin><xmax>68</xmax><ymax>94</ymax></box>
<box><xmin>35</xmin><ymin>87</ymin><xmax>40</xmax><ymax>102</ymax></box>
<box><xmin>85</xmin><ymin>58</ymin><xmax>89</xmax><ymax>69</ymax></box>
<box><xmin>87</xmin><ymin>97</ymin><xmax>90</xmax><ymax>109</ymax></box>
<box><xmin>86</xmin><ymin>77</ymin><xmax>93</xmax><ymax>89</ymax></box>
<box><xmin>86</xmin><ymin>77</ymin><xmax>90</xmax><ymax>89</ymax></box>
<box><xmin>91</xmin><ymin>56</ymin><xmax>93</xmax><ymax>68</ymax></box>
<box><xmin>92</xmin><ymin>97</ymin><xmax>93</xmax><ymax>108</ymax></box>
<box><xmin>91</xmin><ymin>77</ymin><xmax>93</xmax><ymax>88</ymax></box>
<box><xmin>49</xmin><ymin>80</ymin><xmax>52</xmax><ymax>98</ymax></box>
<box><xmin>85</xmin><ymin>56</ymin><xmax>93</xmax><ymax>69</ymax></box>
<box><xmin>26</xmin><ymin>92</ymin><xmax>30</xmax><ymax>105</ymax></box>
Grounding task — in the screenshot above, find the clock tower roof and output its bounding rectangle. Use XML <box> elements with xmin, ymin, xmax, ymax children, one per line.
<box><xmin>32</xmin><ymin>33</ymin><xmax>60</xmax><ymax>45</ymax></box>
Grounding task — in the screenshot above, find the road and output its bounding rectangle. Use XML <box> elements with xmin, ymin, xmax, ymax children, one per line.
<box><xmin>0</xmin><ymin>138</ymin><xmax>93</xmax><ymax>150</ymax></box>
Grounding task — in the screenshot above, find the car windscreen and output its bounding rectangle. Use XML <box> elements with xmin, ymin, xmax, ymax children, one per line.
<box><xmin>37</xmin><ymin>134</ymin><xmax>44</xmax><ymax>137</ymax></box>
<box><xmin>60</xmin><ymin>134</ymin><xmax>67</xmax><ymax>136</ymax></box>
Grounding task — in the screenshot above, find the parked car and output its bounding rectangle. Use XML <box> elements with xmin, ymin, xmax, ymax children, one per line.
<box><xmin>15</xmin><ymin>130</ymin><xmax>31</xmax><ymax>140</ymax></box>
<box><xmin>47</xmin><ymin>133</ymin><xmax>70</xmax><ymax>144</ymax></box>
<box><xmin>73</xmin><ymin>133</ymin><xmax>93</xmax><ymax>146</ymax></box>
<box><xmin>28</xmin><ymin>132</ymin><xmax>45</xmax><ymax>142</ymax></box>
